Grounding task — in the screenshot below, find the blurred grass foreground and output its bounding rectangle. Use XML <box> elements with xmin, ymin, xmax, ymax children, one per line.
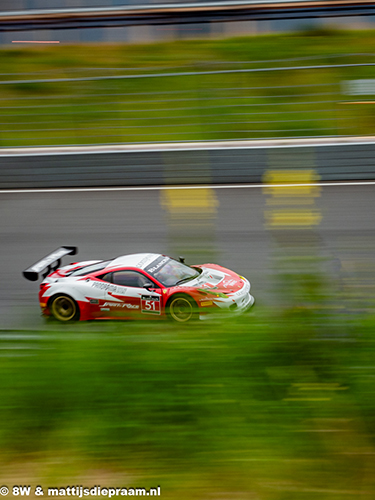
<box><xmin>1</xmin><ymin>28</ymin><xmax>375</xmax><ymax>146</ymax></box>
<box><xmin>1</xmin><ymin>295</ymin><xmax>375</xmax><ymax>498</ymax></box>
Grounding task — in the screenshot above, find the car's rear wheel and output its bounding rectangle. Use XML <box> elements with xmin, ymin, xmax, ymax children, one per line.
<box><xmin>167</xmin><ymin>294</ymin><xmax>197</xmax><ymax>323</ymax></box>
<box><xmin>50</xmin><ymin>294</ymin><xmax>79</xmax><ymax>322</ymax></box>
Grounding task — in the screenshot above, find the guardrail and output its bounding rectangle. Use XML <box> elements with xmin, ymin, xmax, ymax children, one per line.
<box><xmin>1</xmin><ymin>138</ymin><xmax>375</xmax><ymax>188</ymax></box>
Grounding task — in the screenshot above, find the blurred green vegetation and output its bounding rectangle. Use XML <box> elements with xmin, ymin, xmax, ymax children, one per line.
<box><xmin>1</xmin><ymin>29</ymin><xmax>375</xmax><ymax>146</ymax></box>
<box><xmin>1</xmin><ymin>299</ymin><xmax>375</xmax><ymax>498</ymax></box>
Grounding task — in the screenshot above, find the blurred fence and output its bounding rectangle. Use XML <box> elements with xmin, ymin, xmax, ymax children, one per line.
<box><xmin>1</xmin><ymin>55</ymin><xmax>375</xmax><ymax>147</ymax></box>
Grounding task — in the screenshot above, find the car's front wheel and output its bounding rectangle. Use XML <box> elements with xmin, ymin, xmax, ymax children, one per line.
<box><xmin>50</xmin><ymin>294</ymin><xmax>80</xmax><ymax>322</ymax></box>
<box><xmin>167</xmin><ymin>294</ymin><xmax>197</xmax><ymax>323</ymax></box>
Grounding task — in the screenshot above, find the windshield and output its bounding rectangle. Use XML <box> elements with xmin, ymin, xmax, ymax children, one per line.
<box><xmin>145</xmin><ymin>256</ymin><xmax>200</xmax><ymax>287</ymax></box>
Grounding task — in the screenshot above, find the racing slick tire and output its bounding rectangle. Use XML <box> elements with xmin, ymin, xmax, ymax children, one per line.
<box><xmin>167</xmin><ymin>294</ymin><xmax>198</xmax><ymax>323</ymax></box>
<box><xmin>49</xmin><ymin>294</ymin><xmax>80</xmax><ymax>322</ymax></box>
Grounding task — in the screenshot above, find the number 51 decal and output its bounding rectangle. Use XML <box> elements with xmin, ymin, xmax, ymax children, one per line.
<box><xmin>141</xmin><ymin>295</ymin><xmax>161</xmax><ymax>314</ymax></box>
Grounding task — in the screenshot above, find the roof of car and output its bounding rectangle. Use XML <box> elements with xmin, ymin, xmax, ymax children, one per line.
<box><xmin>110</xmin><ymin>253</ymin><xmax>162</xmax><ymax>270</ymax></box>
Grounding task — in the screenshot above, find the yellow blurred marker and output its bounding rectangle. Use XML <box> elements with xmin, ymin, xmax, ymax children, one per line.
<box><xmin>263</xmin><ymin>169</ymin><xmax>322</xmax><ymax>228</ymax></box>
<box><xmin>265</xmin><ymin>210</ymin><xmax>322</xmax><ymax>227</ymax></box>
<box><xmin>160</xmin><ymin>188</ymin><xmax>219</xmax><ymax>215</ymax></box>
<box><xmin>263</xmin><ymin>169</ymin><xmax>321</xmax><ymax>197</ymax></box>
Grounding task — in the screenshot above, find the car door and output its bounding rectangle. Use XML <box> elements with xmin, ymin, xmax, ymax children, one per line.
<box><xmin>100</xmin><ymin>270</ymin><xmax>162</xmax><ymax>318</ymax></box>
<box><xmin>73</xmin><ymin>276</ymin><xmax>108</xmax><ymax>319</ymax></box>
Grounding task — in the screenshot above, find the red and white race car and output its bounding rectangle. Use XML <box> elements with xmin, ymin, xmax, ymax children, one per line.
<box><xmin>23</xmin><ymin>247</ymin><xmax>254</xmax><ymax>323</ymax></box>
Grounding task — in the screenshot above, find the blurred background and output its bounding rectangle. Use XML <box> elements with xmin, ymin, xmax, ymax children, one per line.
<box><xmin>1</xmin><ymin>1</ymin><xmax>375</xmax><ymax>499</ymax></box>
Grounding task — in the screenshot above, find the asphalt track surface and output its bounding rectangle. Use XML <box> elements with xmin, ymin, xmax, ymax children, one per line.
<box><xmin>1</xmin><ymin>183</ymin><xmax>375</xmax><ymax>330</ymax></box>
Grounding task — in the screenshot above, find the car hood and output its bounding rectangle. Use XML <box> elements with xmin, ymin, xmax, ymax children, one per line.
<box><xmin>177</xmin><ymin>264</ymin><xmax>246</xmax><ymax>294</ymax></box>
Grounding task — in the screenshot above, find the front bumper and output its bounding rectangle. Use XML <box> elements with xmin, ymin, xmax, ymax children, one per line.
<box><xmin>199</xmin><ymin>278</ymin><xmax>254</xmax><ymax>318</ymax></box>
<box><xmin>235</xmin><ymin>291</ymin><xmax>255</xmax><ymax>313</ymax></box>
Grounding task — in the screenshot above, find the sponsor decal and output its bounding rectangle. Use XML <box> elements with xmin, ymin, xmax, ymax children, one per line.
<box><xmin>141</xmin><ymin>295</ymin><xmax>161</xmax><ymax>314</ymax></box>
<box><xmin>90</xmin><ymin>281</ymin><xmax>127</xmax><ymax>295</ymax></box>
<box><xmin>223</xmin><ymin>279</ymin><xmax>237</xmax><ymax>288</ymax></box>
<box><xmin>103</xmin><ymin>302</ymin><xmax>139</xmax><ymax>309</ymax></box>
<box><xmin>145</xmin><ymin>256</ymin><xmax>169</xmax><ymax>275</ymax></box>
<box><xmin>30</xmin><ymin>248</ymin><xmax>71</xmax><ymax>273</ymax></box>
<box><xmin>141</xmin><ymin>295</ymin><xmax>160</xmax><ymax>301</ymax></box>
<box><xmin>90</xmin><ymin>299</ymin><xmax>99</xmax><ymax>304</ymax></box>
<box><xmin>200</xmin><ymin>300</ymin><xmax>213</xmax><ymax>307</ymax></box>
<box><xmin>136</xmin><ymin>255</ymin><xmax>154</xmax><ymax>269</ymax></box>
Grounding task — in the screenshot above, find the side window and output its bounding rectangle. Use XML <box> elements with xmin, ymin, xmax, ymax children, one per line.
<box><xmin>112</xmin><ymin>271</ymin><xmax>152</xmax><ymax>288</ymax></box>
<box><xmin>99</xmin><ymin>272</ymin><xmax>113</xmax><ymax>283</ymax></box>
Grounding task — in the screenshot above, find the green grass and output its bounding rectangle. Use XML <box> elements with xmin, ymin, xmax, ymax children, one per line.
<box><xmin>1</xmin><ymin>302</ymin><xmax>375</xmax><ymax>498</ymax></box>
<box><xmin>1</xmin><ymin>29</ymin><xmax>375</xmax><ymax>146</ymax></box>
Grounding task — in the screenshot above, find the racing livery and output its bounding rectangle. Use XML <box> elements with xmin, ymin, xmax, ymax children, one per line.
<box><xmin>23</xmin><ymin>247</ymin><xmax>254</xmax><ymax>323</ymax></box>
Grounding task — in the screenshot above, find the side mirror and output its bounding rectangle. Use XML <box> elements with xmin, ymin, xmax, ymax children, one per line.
<box><xmin>179</xmin><ymin>256</ymin><xmax>185</xmax><ymax>264</ymax></box>
<box><xmin>143</xmin><ymin>282</ymin><xmax>155</xmax><ymax>290</ymax></box>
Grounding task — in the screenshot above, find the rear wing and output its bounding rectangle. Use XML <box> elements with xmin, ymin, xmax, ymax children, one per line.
<box><xmin>23</xmin><ymin>246</ymin><xmax>78</xmax><ymax>282</ymax></box>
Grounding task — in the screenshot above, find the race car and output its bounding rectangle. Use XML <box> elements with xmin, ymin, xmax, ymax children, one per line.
<box><xmin>23</xmin><ymin>247</ymin><xmax>254</xmax><ymax>323</ymax></box>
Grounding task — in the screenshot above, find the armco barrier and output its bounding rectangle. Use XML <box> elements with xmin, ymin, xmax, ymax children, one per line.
<box><xmin>1</xmin><ymin>139</ymin><xmax>375</xmax><ymax>189</ymax></box>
